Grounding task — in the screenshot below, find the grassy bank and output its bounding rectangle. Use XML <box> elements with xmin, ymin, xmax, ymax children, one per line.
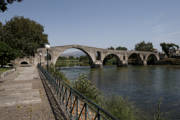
<box><xmin>157</xmin><ymin>58</ymin><xmax>180</xmax><ymax>65</ymax></box>
<box><xmin>0</xmin><ymin>68</ymin><xmax>10</xmax><ymax>75</ymax></box>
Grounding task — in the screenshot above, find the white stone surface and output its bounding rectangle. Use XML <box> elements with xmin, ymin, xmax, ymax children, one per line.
<box><xmin>0</xmin><ymin>67</ymin><xmax>41</xmax><ymax>107</ymax></box>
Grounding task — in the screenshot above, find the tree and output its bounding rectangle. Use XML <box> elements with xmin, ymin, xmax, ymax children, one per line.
<box><xmin>0</xmin><ymin>22</ymin><xmax>2</xmax><ymax>41</ymax></box>
<box><xmin>135</xmin><ymin>41</ymin><xmax>154</xmax><ymax>51</ymax></box>
<box><xmin>0</xmin><ymin>0</ymin><xmax>22</xmax><ymax>12</ymax></box>
<box><xmin>116</xmin><ymin>46</ymin><xmax>127</xmax><ymax>51</ymax></box>
<box><xmin>73</xmin><ymin>74</ymin><xmax>101</xmax><ymax>103</ymax></box>
<box><xmin>2</xmin><ymin>16</ymin><xmax>48</xmax><ymax>57</ymax></box>
<box><xmin>0</xmin><ymin>41</ymin><xmax>17</xmax><ymax>67</ymax></box>
<box><xmin>108</xmin><ymin>46</ymin><xmax>115</xmax><ymax>50</ymax></box>
<box><xmin>160</xmin><ymin>42</ymin><xmax>179</xmax><ymax>57</ymax></box>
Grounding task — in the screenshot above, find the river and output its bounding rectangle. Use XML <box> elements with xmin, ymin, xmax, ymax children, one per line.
<box><xmin>59</xmin><ymin>65</ymin><xmax>180</xmax><ymax>119</ymax></box>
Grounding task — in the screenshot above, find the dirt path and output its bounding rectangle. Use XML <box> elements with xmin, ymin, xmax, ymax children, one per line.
<box><xmin>0</xmin><ymin>66</ymin><xmax>55</xmax><ymax>120</ymax></box>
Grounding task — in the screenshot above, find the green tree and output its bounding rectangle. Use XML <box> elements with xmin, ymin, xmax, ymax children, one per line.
<box><xmin>108</xmin><ymin>46</ymin><xmax>115</xmax><ymax>50</ymax></box>
<box><xmin>0</xmin><ymin>0</ymin><xmax>22</xmax><ymax>12</ymax></box>
<box><xmin>116</xmin><ymin>46</ymin><xmax>128</xmax><ymax>50</ymax></box>
<box><xmin>0</xmin><ymin>41</ymin><xmax>17</xmax><ymax>67</ymax></box>
<box><xmin>79</xmin><ymin>55</ymin><xmax>89</xmax><ymax>62</ymax></box>
<box><xmin>135</xmin><ymin>41</ymin><xmax>154</xmax><ymax>52</ymax></box>
<box><xmin>2</xmin><ymin>16</ymin><xmax>48</xmax><ymax>57</ymax></box>
<box><xmin>0</xmin><ymin>22</ymin><xmax>3</xmax><ymax>41</ymax></box>
<box><xmin>104</xmin><ymin>96</ymin><xmax>139</xmax><ymax>120</ymax></box>
<box><xmin>73</xmin><ymin>74</ymin><xmax>101</xmax><ymax>103</ymax></box>
<box><xmin>160</xmin><ymin>42</ymin><xmax>179</xmax><ymax>57</ymax></box>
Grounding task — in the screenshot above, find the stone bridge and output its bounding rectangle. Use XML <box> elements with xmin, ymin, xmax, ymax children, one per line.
<box><xmin>36</xmin><ymin>44</ymin><xmax>160</xmax><ymax>68</ymax></box>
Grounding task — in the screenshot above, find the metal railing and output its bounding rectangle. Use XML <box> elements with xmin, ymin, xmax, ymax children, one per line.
<box><xmin>38</xmin><ymin>64</ymin><xmax>119</xmax><ymax>120</ymax></box>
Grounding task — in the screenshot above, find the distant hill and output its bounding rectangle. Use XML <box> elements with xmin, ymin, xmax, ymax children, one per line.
<box><xmin>60</xmin><ymin>51</ymin><xmax>86</xmax><ymax>57</ymax></box>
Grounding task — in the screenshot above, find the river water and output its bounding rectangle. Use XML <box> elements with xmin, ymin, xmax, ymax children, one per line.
<box><xmin>59</xmin><ymin>65</ymin><xmax>180</xmax><ymax>119</ymax></box>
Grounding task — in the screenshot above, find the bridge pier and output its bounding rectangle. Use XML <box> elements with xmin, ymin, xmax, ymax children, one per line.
<box><xmin>121</xmin><ymin>60</ymin><xmax>128</xmax><ymax>66</ymax></box>
<box><xmin>91</xmin><ymin>61</ymin><xmax>103</xmax><ymax>68</ymax></box>
<box><xmin>143</xmin><ymin>60</ymin><xmax>147</xmax><ymax>66</ymax></box>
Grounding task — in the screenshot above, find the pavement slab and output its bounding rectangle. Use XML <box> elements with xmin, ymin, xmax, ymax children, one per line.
<box><xmin>0</xmin><ymin>66</ymin><xmax>55</xmax><ymax>120</ymax></box>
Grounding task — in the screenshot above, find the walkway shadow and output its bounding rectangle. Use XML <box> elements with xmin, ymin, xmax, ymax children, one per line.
<box><xmin>40</xmin><ymin>74</ymin><xmax>67</xmax><ymax>120</ymax></box>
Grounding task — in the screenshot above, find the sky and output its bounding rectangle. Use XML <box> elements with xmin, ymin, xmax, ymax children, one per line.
<box><xmin>1</xmin><ymin>0</ymin><xmax>180</xmax><ymax>51</ymax></box>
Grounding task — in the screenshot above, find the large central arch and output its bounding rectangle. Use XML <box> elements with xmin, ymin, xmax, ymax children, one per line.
<box><xmin>52</xmin><ymin>47</ymin><xmax>94</xmax><ymax>67</ymax></box>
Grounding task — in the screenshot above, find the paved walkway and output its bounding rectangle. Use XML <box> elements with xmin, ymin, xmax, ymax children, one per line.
<box><xmin>0</xmin><ymin>66</ymin><xmax>55</xmax><ymax>120</ymax></box>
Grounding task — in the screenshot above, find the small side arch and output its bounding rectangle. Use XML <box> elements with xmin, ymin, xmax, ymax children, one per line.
<box><xmin>20</xmin><ymin>61</ymin><xmax>29</xmax><ymax>65</ymax></box>
<box><xmin>146</xmin><ymin>54</ymin><xmax>159</xmax><ymax>65</ymax></box>
<box><xmin>128</xmin><ymin>53</ymin><xmax>143</xmax><ymax>65</ymax></box>
<box><xmin>103</xmin><ymin>54</ymin><xmax>123</xmax><ymax>67</ymax></box>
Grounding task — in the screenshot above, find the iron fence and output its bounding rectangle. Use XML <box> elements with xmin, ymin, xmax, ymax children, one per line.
<box><xmin>38</xmin><ymin>64</ymin><xmax>119</xmax><ymax>120</ymax></box>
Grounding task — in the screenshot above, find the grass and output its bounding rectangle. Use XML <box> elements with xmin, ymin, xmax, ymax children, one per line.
<box><xmin>0</xmin><ymin>68</ymin><xmax>10</xmax><ymax>75</ymax></box>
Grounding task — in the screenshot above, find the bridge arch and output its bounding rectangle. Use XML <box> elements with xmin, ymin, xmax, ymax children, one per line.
<box><xmin>146</xmin><ymin>54</ymin><xmax>159</xmax><ymax>65</ymax></box>
<box><xmin>103</xmin><ymin>54</ymin><xmax>123</xmax><ymax>67</ymax></box>
<box><xmin>52</xmin><ymin>47</ymin><xmax>94</xmax><ymax>67</ymax></box>
<box><xmin>128</xmin><ymin>53</ymin><xmax>143</xmax><ymax>65</ymax></box>
<box><xmin>20</xmin><ymin>61</ymin><xmax>29</xmax><ymax>65</ymax></box>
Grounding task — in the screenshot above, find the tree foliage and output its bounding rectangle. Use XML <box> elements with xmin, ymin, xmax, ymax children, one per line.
<box><xmin>135</xmin><ymin>41</ymin><xmax>154</xmax><ymax>52</ymax></box>
<box><xmin>73</xmin><ymin>74</ymin><xmax>101</xmax><ymax>103</ymax></box>
<box><xmin>0</xmin><ymin>0</ymin><xmax>22</xmax><ymax>12</ymax></box>
<box><xmin>108</xmin><ymin>46</ymin><xmax>115</xmax><ymax>50</ymax></box>
<box><xmin>0</xmin><ymin>41</ymin><xmax>17</xmax><ymax>67</ymax></box>
<box><xmin>108</xmin><ymin>46</ymin><xmax>127</xmax><ymax>51</ymax></box>
<box><xmin>116</xmin><ymin>46</ymin><xmax>128</xmax><ymax>50</ymax></box>
<box><xmin>1</xmin><ymin>16</ymin><xmax>48</xmax><ymax>57</ymax></box>
<box><xmin>103</xmin><ymin>96</ymin><xmax>140</xmax><ymax>120</ymax></box>
<box><xmin>0</xmin><ymin>22</ymin><xmax>2</xmax><ymax>40</ymax></box>
<box><xmin>160</xmin><ymin>42</ymin><xmax>179</xmax><ymax>57</ymax></box>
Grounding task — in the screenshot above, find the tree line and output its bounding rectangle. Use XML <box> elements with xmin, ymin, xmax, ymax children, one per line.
<box><xmin>108</xmin><ymin>41</ymin><xmax>179</xmax><ymax>57</ymax></box>
<box><xmin>0</xmin><ymin>16</ymin><xmax>48</xmax><ymax>67</ymax></box>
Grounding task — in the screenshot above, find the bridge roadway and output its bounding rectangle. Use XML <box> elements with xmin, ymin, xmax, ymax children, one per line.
<box><xmin>0</xmin><ymin>66</ymin><xmax>59</xmax><ymax>120</ymax></box>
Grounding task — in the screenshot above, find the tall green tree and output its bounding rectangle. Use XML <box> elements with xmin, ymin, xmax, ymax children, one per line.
<box><xmin>0</xmin><ymin>41</ymin><xmax>17</xmax><ymax>67</ymax></box>
<box><xmin>135</xmin><ymin>41</ymin><xmax>154</xmax><ymax>51</ymax></box>
<box><xmin>0</xmin><ymin>0</ymin><xmax>22</xmax><ymax>12</ymax></box>
<box><xmin>116</xmin><ymin>46</ymin><xmax>127</xmax><ymax>50</ymax></box>
<box><xmin>2</xmin><ymin>16</ymin><xmax>48</xmax><ymax>57</ymax></box>
<box><xmin>0</xmin><ymin>22</ymin><xmax>3</xmax><ymax>41</ymax></box>
<box><xmin>160</xmin><ymin>42</ymin><xmax>179</xmax><ymax>57</ymax></box>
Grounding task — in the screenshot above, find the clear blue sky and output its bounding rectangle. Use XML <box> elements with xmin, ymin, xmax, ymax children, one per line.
<box><xmin>1</xmin><ymin>0</ymin><xmax>180</xmax><ymax>50</ymax></box>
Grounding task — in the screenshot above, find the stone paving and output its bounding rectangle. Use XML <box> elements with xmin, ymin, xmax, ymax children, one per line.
<box><xmin>0</xmin><ymin>66</ymin><xmax>55</xmax><ymax>120</ymax></box>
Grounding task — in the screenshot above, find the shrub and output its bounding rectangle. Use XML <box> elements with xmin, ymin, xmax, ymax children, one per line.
<box><xmin>73</xmin><ymin>74</ymin><xmax>101</xmax><ymax>103</ymax></box>
<box><xmin>103</xmin><ymin>96</ymin><xmax>140</xmax><ymax>120</ymax></box>
<box><xmin>48</xmin><ymin>64</ymin><xmax>70</xmax><ymax>84</ymax></box>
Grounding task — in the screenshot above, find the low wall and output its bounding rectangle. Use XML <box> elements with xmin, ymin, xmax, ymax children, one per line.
<box><xmin>0</xmin><ymin>68</ymin><xmax>15</xmax><ymax>81</ymax></box>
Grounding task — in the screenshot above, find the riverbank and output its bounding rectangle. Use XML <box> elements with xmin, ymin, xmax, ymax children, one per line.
<box><xmin>157</xmin><ymin>58</ymin><xmax>180</xmax><ymax>65</ymax></box>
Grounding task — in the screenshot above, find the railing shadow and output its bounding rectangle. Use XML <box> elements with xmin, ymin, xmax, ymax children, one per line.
<box><xmin>39</xmin><ymin>70</ymin><xmax>67</xmax><ymax>120</ymax></box>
